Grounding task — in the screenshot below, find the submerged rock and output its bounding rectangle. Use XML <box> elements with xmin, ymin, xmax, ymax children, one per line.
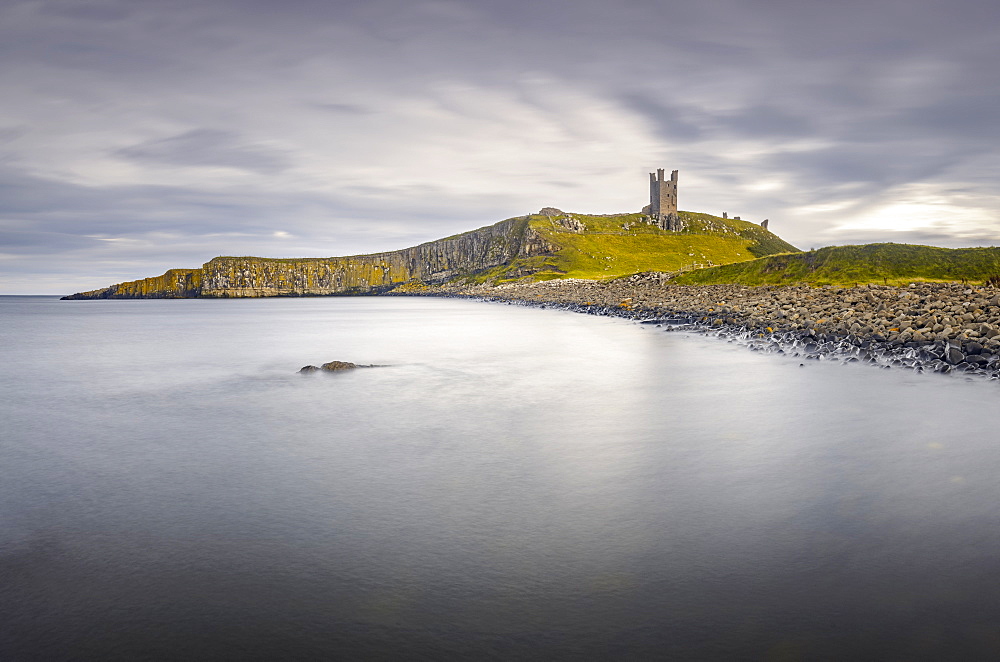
<box><xmin>321</xmin><ymin>361</ymin><xmax>358</xmax><ymax>371</ymax></box>
<box><xmin>299</xmin><ymin>361</ymin><xmax>387</xmax><ymax>374</ymax></box>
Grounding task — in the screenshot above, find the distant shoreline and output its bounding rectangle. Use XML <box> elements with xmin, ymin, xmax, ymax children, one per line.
<box><xmin>423</xmin><ymin>278</ymin><xmax>1000</xmax><ymax>379</ymax></box>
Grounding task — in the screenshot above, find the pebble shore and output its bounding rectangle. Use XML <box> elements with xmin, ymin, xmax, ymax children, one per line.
<box><xmin>435</xmin><ymin>275</ymin><xmax>1000</xmax><ymax>378</ymax></box>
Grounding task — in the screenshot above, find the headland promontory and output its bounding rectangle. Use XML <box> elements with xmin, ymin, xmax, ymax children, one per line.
<box><xmin>60</xmin><ymin>166</ymin><xmax>1000</xmax><ymax>377</ymax></box>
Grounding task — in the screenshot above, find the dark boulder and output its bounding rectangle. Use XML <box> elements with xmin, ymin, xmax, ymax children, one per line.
<box><xmin>946</xmin><ymin>346</ymin><xmax>966</xmax><ymax>365</ymax></box>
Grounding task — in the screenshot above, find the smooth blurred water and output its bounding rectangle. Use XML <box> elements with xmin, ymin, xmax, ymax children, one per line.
<box><xmin>3</xmin><ymin>295</ymin><xmax>1000</xmax><ymax>660</ymax></box>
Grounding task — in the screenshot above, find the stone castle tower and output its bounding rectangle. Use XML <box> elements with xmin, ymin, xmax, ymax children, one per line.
<box><xmin>643</xmin><ymin>168</ymin><xmax>683</xmax><ymax>231</ymax></box>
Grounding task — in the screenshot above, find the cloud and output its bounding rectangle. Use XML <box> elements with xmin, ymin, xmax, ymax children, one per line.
<box><xmin>311</xmin><ymin>102</ymin><xmax>373</xmax><ymax>115</ymax></box>
<box><xmin>621</xmin><ymin>95</ymin><xmax>705</xmax><ymax>142</ymax></box>
<box><xmin>717</xmin><ymin>105</ymin><xmax>813</xmax><ymax>139</ymax></box>
<box><xmin>116</xmin><ymin>129</ymin><xmax>291</xmax><ymax>174</ymax></box>
<box><xmin>5</xmin><ymin>0</ymin><xmax>1000</xmax><ymax>291</ymax></box>
<box><xmin>37</xmin><ymin>1</ymin><xmax>131</xmax><ymax>22</ymax></box>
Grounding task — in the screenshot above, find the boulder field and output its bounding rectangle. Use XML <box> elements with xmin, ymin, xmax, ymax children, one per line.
<box><xmin>431</xmin><ymin>276</ymin><xmax>1000</xmax><ymax>377</ymax></box>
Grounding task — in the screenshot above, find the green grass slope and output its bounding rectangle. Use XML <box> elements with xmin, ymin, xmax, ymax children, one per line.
<box><xmin>673</xmin><ymin>243</ymin><xmax>1000</xmax><ymax>286</ymax></box>
<box><xmin>461</xmin><ymin>211</ymin><xmax>799</xmax><ymax>283</ymax></box>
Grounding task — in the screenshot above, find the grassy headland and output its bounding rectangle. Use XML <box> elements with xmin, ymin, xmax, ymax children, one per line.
<box><xmin>70</xmin><ymin>210</ymin><xmax>800</xmax><ymax>299</ymax></box>
<box><xmin>75</xmin><ymin>207</ymin><xmax>1000</xmax><ymax>298</ymax></box>
<box><xmin>672</xmin><ymin>243</ymin><xmax>1000</xmax><ymax>287</ymax></box>
<box><xmin>458</xmin><ymin>211</ymin><xmax>798</xmax><ymax>284</ymax></box>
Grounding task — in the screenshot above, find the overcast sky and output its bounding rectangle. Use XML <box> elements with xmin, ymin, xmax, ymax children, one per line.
<box><xmin>4</xmin><ymin>0</ymin><xmax>1000</xmax><ymax>293</ymax></box>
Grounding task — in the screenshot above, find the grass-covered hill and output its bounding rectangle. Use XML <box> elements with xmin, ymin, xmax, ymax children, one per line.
<box><xmin>672</xmin><ymin>243</ymin><xmax>1000</xmax><ymax>287</ymax></box>
<box><xmin>460</xmin><ymin>210</ymin><xmax>798</xmax><ymax>283</ymax></box>
<box><xmin>64</xmin><ymin>209</ymin><xmax>799</xmax><ymax>298</ymax></box>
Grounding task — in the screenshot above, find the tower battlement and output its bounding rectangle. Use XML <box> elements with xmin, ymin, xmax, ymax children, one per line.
<box><xmin>643</xmin><ymin>168</ymin><xmax>682</xmax><ymax>231</ymax></box>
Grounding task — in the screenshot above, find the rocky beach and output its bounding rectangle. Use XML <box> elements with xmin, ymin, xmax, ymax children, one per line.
<box><xmin>429</xmin><ymin>276</ymin><xmax>1000</xmax><ymax>378</ymax></box>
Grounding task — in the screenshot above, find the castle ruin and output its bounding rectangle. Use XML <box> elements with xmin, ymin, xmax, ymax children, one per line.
<box><xmin>642</xmin><ymin>168</ymin><xmax>683</xmax><ymax>231</ymax></box>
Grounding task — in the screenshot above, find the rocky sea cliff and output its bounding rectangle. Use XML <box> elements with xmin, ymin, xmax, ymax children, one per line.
<box><xmin>61</xmin><ymin>211</ymin><xmax>794</xmax><ymax>299</ymax></box>
<box><xmin>63</xmin><ymin>217</ymin><xmax>554</xmax><ymax>299</ymax></box>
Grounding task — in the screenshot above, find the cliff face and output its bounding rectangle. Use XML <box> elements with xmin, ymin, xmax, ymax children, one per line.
<box><xmin>62</xmin><ymin>211</ymin><xmax>803</xmax><ymax>300</ymax></box>
<box><xmin>62</xmin><ymin>268</ymin><xmax>204</xmax><ymax>299</ymax></box>
<box><xmin>64</xmin><ymin>216</ymin><xmax>556</xmax><ymax>299</ymax></box>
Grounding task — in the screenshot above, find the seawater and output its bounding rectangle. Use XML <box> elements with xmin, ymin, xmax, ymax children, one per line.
<box><xmin>3</xmin><ymin>295</ymin><xmax>1000</xmax><ymax>660</ymax></box>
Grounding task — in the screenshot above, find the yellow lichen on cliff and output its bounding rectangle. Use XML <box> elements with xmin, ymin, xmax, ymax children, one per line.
<box><xmin>64</xmin><ymin>268</ymin><xmax>203</xmax><ymax>299</ymax></box>
<box><xmin>391</xmin><ymin>281</ymin><xmax>432</xmax><ymax>293</ymax></box>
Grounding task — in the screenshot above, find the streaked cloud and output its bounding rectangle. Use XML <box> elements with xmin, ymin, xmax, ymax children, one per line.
<box><xmin>3</xmin><ymin>0</ymin><xmax>1000</xmax><ymax>292</ymax></box>
<box><xmin>116</xmin><ymin>129</ymin><xmax>291</xmax><ymax>174</ymax></box>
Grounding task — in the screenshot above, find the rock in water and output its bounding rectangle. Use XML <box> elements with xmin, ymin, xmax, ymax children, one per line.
<box><xmin>946</xmin><ymin>346</ymin><xmax>966</xmax><ymax>365</ymax></box>
<box><xmin>321</xmin><ymin>361</ymin><xmax>358</xmax><ymax>371</ymax></box>
<box><xmin>299</xmin><ymin>361</ymin><xmax>384</xmax><ymax>374</ymax></box>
